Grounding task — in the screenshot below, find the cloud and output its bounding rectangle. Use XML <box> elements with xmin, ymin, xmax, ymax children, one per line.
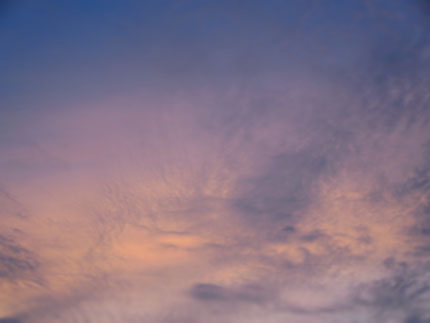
<box><xmin>0</xmin><ymin>234</ymin><xmax>39</xmax><ymax>281</ymax></box>
<box><xmin>0</xmin><ymin>318</ymin><xmax>22</xmax><ymax>323</ymax></box>
<box><xmin>404</xmin><ymin>315</ymin><xmax>430</xmax><ymax>323</ymax></box>
<box><xmin>349</xmin><ymin>260</ymin><xmax>430</xmax><ymax>322</ymax></box>
<box><xmin>232</xmin><ymin>150</ymin><xmax>328</xmax><ymax>224</ymax></box>
<box><xmin>190</xmin><ymin>282</ymin><xmax>272</xmax><ymax>304</ymax></box>
<box><xmin>0</xmin><ymin>1</ymin><xmax>430</xmax><ymax>322</ymax></box>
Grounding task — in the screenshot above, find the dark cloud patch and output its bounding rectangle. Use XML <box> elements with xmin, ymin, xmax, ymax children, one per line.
<box><xmin>0</xmin><ymin>234</ymin><xmax>39</xmax><ymax>281</ymax></box>
<box><xmin>300</xmin><ymin>230</ymin><xmax>325</xmax><ymax>242</ymax></box>
<box><xmin>279</xmin><ymin>300</ymin><xmax>354</xmax><ymax>316</ymax></box>
<box><xmin>232</xmin><ymin>150</ymin><xmax>327</xmax><ymax>225</ymax></box>
<box><xmin>353</xmin><ymin>261</ymin><xmax>430</xmax><ymax>321</ymax></box>
<box><xmin>282</xmin><ymin>225</ymin><xmax>296</xmax><ymax>233</ymax></box>
<box><xmin>405</xmin><ymin>314</ymin><xmax>430</xmax><ymax>323</ymax></box>
<box><xmin>0</xmin><ymin>318</ymin><xmax>22</xmax><ymax>323</ymax></box>
<box><xmin>397</xmin><ymin>166</ymin><xmax>430</xmax><ymax>198</ymax></box>
<box><xmin>398</xmin><ymin>164</ymin><xmax>430</xmax><ymax>254</ymax></box>
<box><xmin>356</xmin><ymin>273</ymin><xmax>429</xmax><ymax>309</ymax></box>
<box><xmin>190</xmin><ymin>283</ymin><xmax>226</xmax><ymax>301</ymax></box>
<box><xmin>414</xmin><ymin>245</ymin><xmax>430</xmax><ymax>257</ymax></box>
<box><xmin>0</xmin><ymin>254</ymin><xmax>37</xmax><ymax>277</ymax></box>
<box><xmin>421</xmin><ymin>228</ymin><xmax>430</xmax><ymax>235</ymax></box>
<box><xmin>189</xmin><ymin>283</ymin><xmax>272</xmax><ymax>305</ymax></box>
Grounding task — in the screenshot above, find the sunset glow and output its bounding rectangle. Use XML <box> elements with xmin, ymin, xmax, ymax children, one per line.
<box><xmin>1</xmin><ymin>1</ymin><xmax>430</xmax><ymax>322</ymax></box>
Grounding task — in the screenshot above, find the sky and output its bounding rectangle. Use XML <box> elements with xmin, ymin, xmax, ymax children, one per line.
<box><xmin>1</xmin><ymin>0</ymin><xmax>430</xmax><ymax>322</ymax></box>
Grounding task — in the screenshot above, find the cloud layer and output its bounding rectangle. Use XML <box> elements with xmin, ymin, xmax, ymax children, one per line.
<box><xmin>1</xmin><ymin>1</ymin><xmax>430</xmax><ymax>322</ymax></box>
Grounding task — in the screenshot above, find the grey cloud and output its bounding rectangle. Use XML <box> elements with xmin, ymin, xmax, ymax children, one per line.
<box><xmin>0</xmin><ymin>235</ymin><xmax>39</xmax><ymax>281</ymax></box>
<box><xmin>274</xmin><ymin>260</ymin><xmax>430</xmax><ymax>321</ymax></box>
<box><xmin>405</xmin><ymin>315</ymin><xmax>430</xmax><ymax>323</ymax></box>
<box><xmin>0</xmin><ymin>318</ymin><xmax>22</xmax><ymax>323</ymax></box>
<box><xmin>300</xmin><ymin>230</ymin><xmax>325</xmax><ymax>242</ymax></box>
<box><xmin>232</xmin><ymin>150</ymin><xmax>328</xmax><ymax>225</ymax></box>
<box><xmin>395</xmin><ymin>156</ymin><xmax>430</xmax><ymax>195</ymax></box>
<box><xmin>0</xmin><ymin>254</ymin><xmax>37</xmax><ymax>278</ymax></box>
<box><xmin>396</xmin><ymin>164</ymin><xmax>430</xmax><ymax>255</ymax></box>
<box><xmin>282</xmin><ymin>225</ymin><xmax>296</xmax><ymax>233</ymax></box>
<box><xmin>358</xmin><ymin>275</ymin><xmax>429</xmax><ymax>309</ymax></box>
<box><xmin>421</xmin><ymin>228</ymin><xmax>430</xmax><ymax>235</ymax></box>
<box><xmin>190</xmin><ymin>282</ymin><xmax>272</xmax><ymax>305</ymax></box>
<box><xmin>352</xmin><ymin>261</ymin><xmax>430</xmax><ymax>321</ymax></box>
<box><xmin>190</xmin><ymin>283</ymin><xmax>226</xmax><ymax>301</ymax></box>
<box><xmin>415</xmin><ymin>245</ymin><xmax>430</xmax><ymax>257</ymax></box>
